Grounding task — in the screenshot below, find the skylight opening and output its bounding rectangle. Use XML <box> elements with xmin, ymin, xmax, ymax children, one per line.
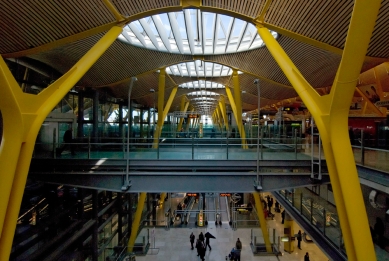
<box><xmin>119</xmin><ymin>9</ymin><xmax>278</xmax><ymax>55</ymax></box>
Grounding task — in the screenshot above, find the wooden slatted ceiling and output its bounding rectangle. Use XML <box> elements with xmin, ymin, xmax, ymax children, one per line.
<box><xmin>113</xmin><ymin>0</ymin><xmax>180</xmax><ymax>16</ymax></box>
<box><xmin>202</xmin><ymin>0</ymin><xmax>265</xmax><ymax>18</ymax></box>
<box><xmin>0</xmin><ymin>0</ymin><xmax>114</xmax><ymax>54</ymax></box>
<box><xmin>367</xmin><ymin>1</ymin><xmax>389</xmax><ymax>57</ymax></box>
<box><xmin>261</xmin><ymin>0</ymin><xmax>354</xmax><ymax>50</ymax></box>
<box><xmin>1</xmin><ymin>0</ymin><xmax>389</xmax><ymax>59</ymax></box>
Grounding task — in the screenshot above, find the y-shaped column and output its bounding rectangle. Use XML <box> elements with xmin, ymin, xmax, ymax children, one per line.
<box><xmin>0</xmin><ymin>26</ymin><xmax>123</xmax><ymax>260</ymax></box>
<box><xmin>256</xmin><ymin>0</ymin><xmax>380</xmax><ymax>259</ymax></box>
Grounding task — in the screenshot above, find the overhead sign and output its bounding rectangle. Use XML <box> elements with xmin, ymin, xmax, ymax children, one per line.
<box><xmin>188</xmin><ymin>114</ymin><xmax>198</xmax><ymax>118</ymax></box>
<box><xmin>220</xmin><ymin>193</ymin><xmax>231</xmax><ymax>197</ymax></box>
<box><xmin>187</xmin><ymin>193</ymin><xmax>198</xmax><ymax>197</ymax></box>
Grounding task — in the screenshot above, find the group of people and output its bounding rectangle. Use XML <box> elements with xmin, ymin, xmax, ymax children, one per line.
<box><xmin>190</xmin><ymin>232</ymin><xmax>212</xmax><ymax>261</ymax></box>
<box><xmin>189</xmin><ymin>232</ymin><xmax>242</xmax><ymax>261</ymax></box>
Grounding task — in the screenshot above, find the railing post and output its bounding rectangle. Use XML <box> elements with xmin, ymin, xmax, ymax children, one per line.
<box><xmin>192</xmin><ymin>135</ymin><xmax>194</xmax><ymax>160</ymax></box>
<box><xmin>226</xmin><ymin>135</ymin><xmax>229</xmax><ymax>160</ymax></box>
<box><xmin>324</xmin><ymin>209</ymin><xmax>326</xmax><ymax>235</ymax></box>
<box><xmin>300</xmin><ymin>193</ymin><xmax>303</xmax><ymax>214</ymax></box>
<box><xmin>361</xmin><ymin>129</ymin><xmax>365</xmax><ymax>165</ymax></box>
<box><xmin>88</xmin><ymin>135</ymin><xmax>91</xmax><ymax>159</ymax></box>
<box><xmin>260</xmin><ymin>128</ymin><xmax>263</xmax><ymax>159</ymax></box>
<box><xmin>294</xmin><ymin>129</ymin><xmax>298</xmax><ymax>160</ymax></box>
<box><xmin>122</xmin><ymin>125</ymin><xmax>125</xmax><ymax>159</ymax></box>
<box><xmin>53</xmin><ymin>128</ymin><xmax>57</xmax><ymax>159</ymax></box>
<box><xmin>310</xmin><ymin>199</ymin><xmax>313</xmax><ymax>224</ymax></box>
<box><xmin>157</xmin><ymin>127</ymin><xmax>160</xmax><ymax>160</ymax></box>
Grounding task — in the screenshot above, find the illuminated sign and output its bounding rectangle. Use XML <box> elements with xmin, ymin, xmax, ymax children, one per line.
<box><xmin>187</xmin><ymin>193</ymin><xmax>198</xmax><ymax>197</ymax></box>
<box><xmin>188</xmin><ymin>114</ymin><xmax>198</xmax><ymax>118</ymax></box>
<box><xmin>219</xmin><ymin>193</ymin><xmax>231</xmax><ymax>197</ymax></box>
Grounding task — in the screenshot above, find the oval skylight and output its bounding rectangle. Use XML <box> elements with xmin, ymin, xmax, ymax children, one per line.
<box><xmin>119</xmin><ymin>9</ymin><xmax>278</xmax><ymax>55</ymax></box>
<box><xmin>167</xmin><ymin>61</ymin><xmax>242</xmax><ymax>77</ymax></box>
<box><xmin>179</xmin><ymin>80</ymin><xmax>224</xmax><ymax>89</ymax></box>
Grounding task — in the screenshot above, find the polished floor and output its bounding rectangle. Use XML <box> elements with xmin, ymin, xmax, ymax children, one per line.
<box><xmin>136</xmin><ymin>207</ymin><xmax>329</xmax><ymax>261</ymax></box>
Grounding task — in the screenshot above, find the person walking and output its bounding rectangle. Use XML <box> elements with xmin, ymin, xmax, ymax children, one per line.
<box><xmin>195</xmin><ymin>238</ymin><xmax>201</xmax><ymax>256</ymax></box>
<box><xmin>190</xmin><ymin>232</ymin><xmax>195</xmax><ymax>250</ymax></box>
<box><xmin>234</xmin><ymin>238</ymin><xmax>242</xmax><ymax>261</ymax></box>
<box><xmin>374</xmin><ymin>217</ymin><xmax>385</xmax><ymax>248</ymax></box>
<box><xmin>204</xmin><ymin>232</ymin><xmax>215</xmax><ymax>251</ymax></box>
<box><xmin>281</xmin><ymin>210</ymin><xmax>285</xmax><ymax>224</ymax></box>
<box><xmin>297</xmin><ymin>230</ymin><xmax>302</xmax><ymax>250</ymax></box>
<box><xmin>197</xmin><ymin>239</ymin><xmax>206</xmax><ymax>261</ymax></box>
<box><xmin>199</xmin><ymin>232</ymin><xmax>205</xmax><ymax>243</ymax></box>
<box><xmin>267</xmin><ymin>198</ymin><xmax>273</xmax><ymax>214</ymax></box>
<box><xmin>304</xmin><ymin>252</ymin><xmax>310</xmax><ymax>261</ymax></box>
<box><xmin>57</xmin><ymin>127</ymin><xmax>76</xmax><ymax>156</ymax></box>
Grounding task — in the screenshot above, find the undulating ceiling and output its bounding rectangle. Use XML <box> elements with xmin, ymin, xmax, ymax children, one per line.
<box><xmin>1</xmin><ymin>0</ymin><xmax>389</xmax><ymax>116</ymax></box>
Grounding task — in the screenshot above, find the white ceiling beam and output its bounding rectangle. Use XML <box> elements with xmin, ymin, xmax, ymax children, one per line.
<box><xmin>168</xmin><ymin>12</ymin><xmax>185</xmax><ymax>54</ymax></box>
<box><xmin>224</xmin><ymin>18</ymin><xmax>235</xmax><ymax>53</ymax></box>
<box><xmin>139</xmin><ymin>18</ymin><xmax>160</xmax><ymax>50</ymax></box>
<box><xmin>235</xmin><ymin>22</ymin><xmax>249</xmax><ymax>52</ymax></box>
<box><xmin>128</xmin><ymin>23</ymin><xmax>148</xmax><ymax>47</ymax></box>
<box><xmin>152</xmin><ymin>15</ymin><xmax>172</xmax><ymax>52</ymax></box>
<box><xmin>213</xmin><ymin>14</ymin><xmax>220</xmax><ymax>54</ymax></box>
<box><xmin>184</xmin><ymin>9</ymin><xmax>196</xmax><ymax>55</ymax></box>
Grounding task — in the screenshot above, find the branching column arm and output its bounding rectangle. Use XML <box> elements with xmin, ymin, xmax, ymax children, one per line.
<box><xmin>127</xmin><ymin>193</ymin><xmax>147</xmax><ymax>252</ymax></box>
<box><xmin>231</xmin><ymin>70</ymin><xmax>247</xmax><ymax>148</ymax></box>
<box><xmin>0</xmin><ymin>25</ymin><xmax>123</xmax><ymax>260</ymax></box>
<box><xmin>256</xmin><ymin>0</ymin><xmax>380</xmax><ymax>259</ymax></box>
<box><xmin>355</xmin><ymin>88</ymin><xmax>384</xmax><ymax>116</ymax></box>
<box><xmin>220</xmin><ymin>96</ymin><xmax>229</xmax><ymax>131</ymax></box>
<box><xmin>177</xmin><ymin>98</ymin><xmax>190</xmax><ymax>132</ymax></box>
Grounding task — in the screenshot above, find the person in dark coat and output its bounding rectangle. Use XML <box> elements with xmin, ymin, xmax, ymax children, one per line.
<box><xmin>57</xmin><ymin>127</ymin><xmax>76</xmax><ymax>156</ymax></box>
<box><xmin>268</xmin><ymin>197</ymin><xmax>273</xmax><ymax>214</ymax></box>
<box><xmin>374</xmin><ymin>217</ymin><xmax>385</xmax><ymax>248</ymax></box>
<box><xmin>190</xmin><ymin>232</ymin><xmax>195</xmax><ymax>250</ymax></box>
<box><xmin>199</xmin><ymin>232</ymin><xmax>205</xmax><ymax>243</ymax></box>
<box><xmin>196</xmin><ymin>239</ymin><xmax>206</xmax><ymax>261</ymax></box>
<box><xmin>304</xmin><ymin>252</ymin><xmax>310</xmax><ymax>261</ymax></box>
<box><xmin>281</xmin><ymin>210</ymin><xmax>285</xmax><ymax>224</ymax></box>
<box><xmin>195</xmin><ymin>239</ymin><xmax>201</xmax><ymax>256</ymax></box>
<box><xmin>234</xmin><ymin>238</ymin><xmax>242</xmax><ymax>261</ymax></box>
<box><xmin>205</xmin><ymin>235</ymin><xmax>212</xmax><ymax>251</ymax></box>
<box><xmin>297</xmin><ymin>230</ymin><xmax>302</xmax><ymax>250</ymax></box>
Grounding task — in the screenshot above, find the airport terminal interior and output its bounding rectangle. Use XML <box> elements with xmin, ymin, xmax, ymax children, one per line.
<box><xmin>2</xmin><ymin>1</ymin><xmax>389</xmax><ymax>260</ymax></box>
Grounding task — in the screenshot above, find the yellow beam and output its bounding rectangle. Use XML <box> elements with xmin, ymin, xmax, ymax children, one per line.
<box><xmin>232</xmin><ymin>70</ymin><xmax>247</xmax><ymax>148</ymax></box>
<box><xmin>255</xmin><ymin>0</ymin><xmax>273</xmax><ymax>23</ymax></box>
<box><xmin>220</xmin><ymin>97</ymin><xmax>229</xmax><ymax>131</ymax></box>
<box><xmin>177</xmin><ymin>97</ymin><xmax>189</xmax><ymax>132</ymax></box>
<box><xmin>355</xmin><ymin>88</ymin><xmax>384</xmax><ymax>116</ymax></box>
<box><xmin>0</xmin><ymin>26</ymin><xmax>123</xmax><ymax>260</ymax></box>
<box><xmin>127</xmin><ymin>193</ymin><xmax>147</xmax><ymax>252</ymax></box>
<box><xmin>153</xmin><ymin>69</ymin><xmax>166</xmax><ymax>147</ymax></box>
<box><xmin>163</xmin><ymin>85</ymin><xmax>178</xmax><ymax>120</ymax></box>
<box><xmin>256</xmin><ymin>0</ymin><xmax>380</xmax><ymax>259</ymax></box>
<box><xmin>102</xmin><ymin>0</ymin><xmax>126</xmax><ymax>22</ymax></box>
<box><xmin>253</xmin><ymin>193</ymin><xmax>272</xmax><ymax>252</ymax></box>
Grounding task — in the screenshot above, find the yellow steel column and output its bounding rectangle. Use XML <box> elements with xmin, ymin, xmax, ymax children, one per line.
<box><xmin>253</xmin><ymin>193</ymin><xmax>272</xmax><ymax>252</ymax></box>
<box><xmin>215</xmin><ymin>107</ymin><xmax>223</xmax><ymax>129</ymax></box>
<box><xmin>153</xmin><ymin>69</ymin><xmax>166</xmax><ymax>146</ymax></box>
<box><xmin>152</xmin><ymin>85</ymin><xmax>177</xmax><ymax>148</ymax></box>
<box><xmin>225</xmin><ymin>87</ymin><xmax>238</xmax><ymax>128</ymax></box>
<box><xmin>256</xmin><ymin>0</ymin><xmax>380</xmax><ymax>258</ymax></box>
<box><xmin>0</xmin><ymin>26</ymin><xmax>123</xmax><ymax>260</ymax></box>
<box><xmin>127</xmin><ymin>192</ymin><xmax>147</xmax><ymax>252</ymax></box>
<box><xmin>177</xmin><ymin>97</ymin><xmax>189</xmax><ymax>132</ymax></box>
<box><xmin>220</xmin><ymin>97</ymin><xmax>229</xmax><ymax>131</ymax></box>
<box><xmin>232</xmin><ymin>70</ymin><xmax>247</xmax><ymax>148</ymax></box>
<box><xmin>162</xmin><ymin>86</ymin><xmax>178</xmax><ymax>121</ymax></box>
